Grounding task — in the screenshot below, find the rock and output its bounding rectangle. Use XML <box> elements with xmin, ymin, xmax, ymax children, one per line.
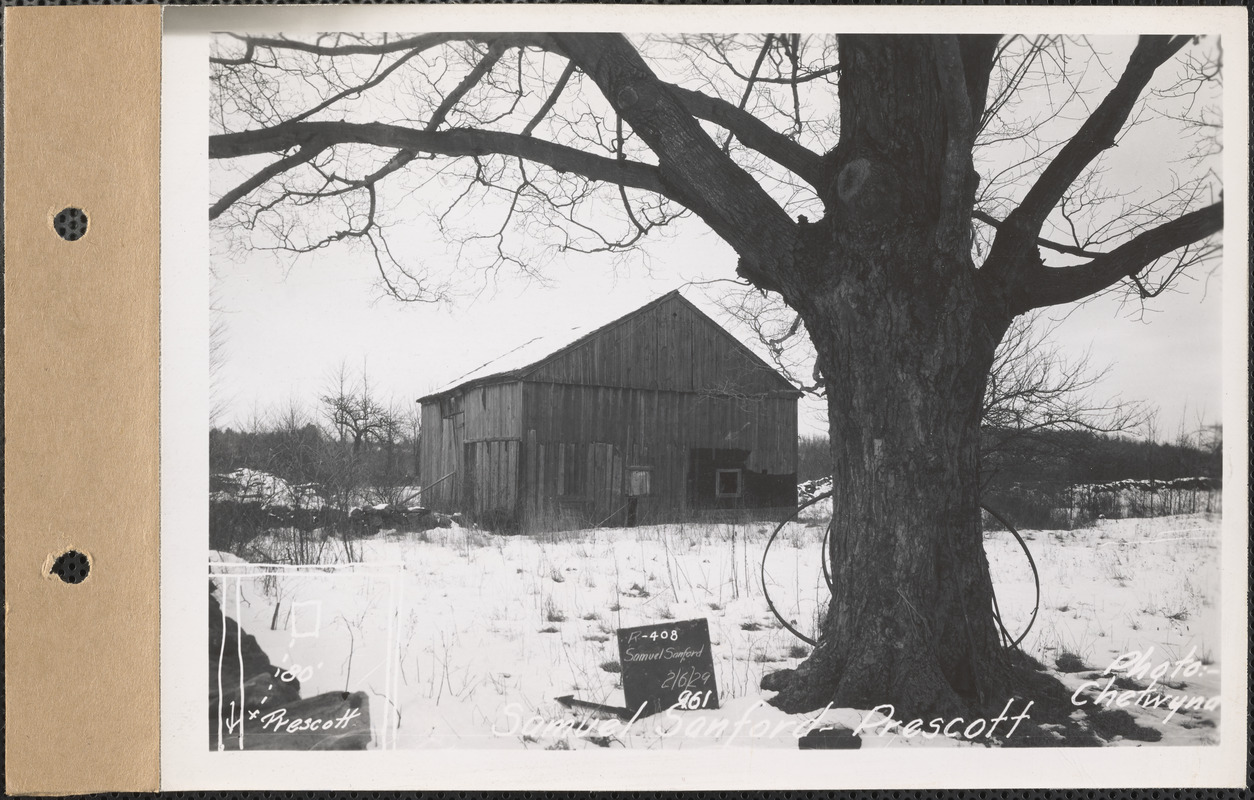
<box><xmin>798</xmin><ymin>726</ymin><xmax>862</xmax><ymax>749</ymax></box>
<box><xmin>208</xmin><ymin>590</ymin><xmax>296</xmax><ymax>700</ymax></box>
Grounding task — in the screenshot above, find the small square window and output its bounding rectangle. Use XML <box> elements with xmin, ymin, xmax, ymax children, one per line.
<box><xmin>715</xmin><ymin>469</ymin><xmax>742</xmax><ymax>498</ymax></box>
<box><xmin>627</xmin><ymin>467</ymin><xmax>652</xmax><ymax>497</ymax></box>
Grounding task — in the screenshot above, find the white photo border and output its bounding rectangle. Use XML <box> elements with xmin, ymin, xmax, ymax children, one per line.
<box><xmin>162</xmin><ymin>4</ymin><xmax>1249</xmax><ymax>789</ymax></box>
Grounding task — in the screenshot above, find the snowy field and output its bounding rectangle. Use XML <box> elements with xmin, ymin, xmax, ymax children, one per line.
<box><xmin>210</xmin><ymin>511</ymin><xmax>1221</xmax><ymax>750</ymax></box>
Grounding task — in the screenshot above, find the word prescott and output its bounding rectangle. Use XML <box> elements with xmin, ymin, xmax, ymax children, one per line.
<box><xmin>852</xmin><ymin>699</ymin><xmax>1034</xmax><ymax>741</ymax></box>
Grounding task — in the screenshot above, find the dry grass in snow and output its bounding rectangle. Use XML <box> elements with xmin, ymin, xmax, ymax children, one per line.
<box><xmin>211</xmin><ymin>511</ymin><xmax>1222</xmax><ymax>750</ymax></box>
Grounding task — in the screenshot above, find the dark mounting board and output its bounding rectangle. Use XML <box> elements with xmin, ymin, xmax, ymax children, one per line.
<box><xmin>616</xmin><ymin>618</ymin><xmax>720</xmax><ymax>717</ymax></box>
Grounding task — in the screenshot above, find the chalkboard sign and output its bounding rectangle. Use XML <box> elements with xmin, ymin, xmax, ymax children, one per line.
<box><xmin>616</xmin><ymin>618</ymin><xmax>719</xmax><ymax>717</ymax></box>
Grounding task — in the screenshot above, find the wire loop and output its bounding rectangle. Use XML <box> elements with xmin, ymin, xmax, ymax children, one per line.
<box><xmin>759</xmin><ymin>492</ymin><xmax>1041</xmax><ymax>652</ymax></box>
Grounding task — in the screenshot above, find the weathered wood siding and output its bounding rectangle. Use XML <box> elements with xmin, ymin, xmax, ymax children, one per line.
<box><xmin>420</xmin><ymin>293</ymin><xmax>798</xmax><ymax>530</ymax></box>
<box><xmin>525</xmin><ymin>293</ymin><xmax>793</xmax><ymax>396</ymax></box>
<box><xmin>521</xmin><ymin>383</ymin><xmax>796</xmax><ymax>526</ymax></box>
<box><xmin>463</xmin><ymin>439</ymin><xmax>520</xmax><ymax>525</ymax></box>
<box><xmin>418</xmin><ymin>401</ymin><xmax>460</xmax><ymax>510</ymax></box>
<box><xmin>418</xmin><ymin>382</ymin><xmax>522</xmax><ymax>516</ymax></box>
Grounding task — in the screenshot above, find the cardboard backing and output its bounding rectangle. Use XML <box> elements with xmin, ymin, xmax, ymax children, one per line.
<box><xmin>4</xmin><ymin>7</ymin><xmax>162</xmax><ymax>794</ymax></box>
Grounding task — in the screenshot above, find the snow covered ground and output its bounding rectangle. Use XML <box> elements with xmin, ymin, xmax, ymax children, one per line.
<box><xmin>209</xmin><ymin>511</ymin><xmax>1222</xmax><ymax>750</ymax></box>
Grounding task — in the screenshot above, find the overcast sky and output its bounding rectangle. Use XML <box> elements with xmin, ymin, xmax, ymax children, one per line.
<box><xmin>207</xmin><ymin>33</ymin><xmax>1229</xmax><ymax>443</ymax></box>
<box><xmin>211</xmin><ymin>211</ymin><xmax>1223</xmax><ymax>441</ymax></box>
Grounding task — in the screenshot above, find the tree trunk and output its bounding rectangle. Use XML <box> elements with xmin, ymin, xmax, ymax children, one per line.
<box><xmin>766</xmin><ymin>233</ymin><xmax>1012</xmax><ymax>719</ymax></box>
<box><xmin>759</xmin><ymin>37</ymin><xmax>1016</xmax><ymax>718</ymax></box>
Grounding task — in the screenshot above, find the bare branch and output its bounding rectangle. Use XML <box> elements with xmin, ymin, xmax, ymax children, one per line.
<box><xmin>522</xmin><ymin>61</ymin><xmax>577</xmax><ymax>137</ymax></box>
<box><xmin>426</xmin><ymin>43</ymin><xmax>507</xmax><ymax>132</ymax></box>
<box><xmin>210</xmin><ymin>147</ymin><xmax>323</xmax><ymax>221</ymax></box>
<box><xmin>286</xmin><ymin>48</ymin><xmax>426</xmax><ymax>126</ymax></box>
<box><xmin>218</xmin><ymin>32</ymin><xmax>542</xmax><ymax>58</ymax></box>
<box><xmin>702</xmin><ymin>35</ymin><xmax>840</xmax><ymax>85</ymax></box>
<box><xmin>722</xmin><ymin>34</ymin><xmax>773</xmax><ymax>152</ymax></box>
<box><xmin>1011</xmin><ymin>200</ymin><xmax>1222</xmax><ymax>312</ymax></box>
<box><xmin>665</xmin><ymin>83</ymin><xmax>824</xmax><ymax>188</ymax></box>
<box><xmin>552</xmin><ymin>33</ymin><xmax>796</xmax><ymax>289</ymax></box>
<box><xmin>985</xmin><ymin>35</ymin><xmax>1195</xmax><ymax>282</ymax></box>
<box><xmin>210</xmin><ymin>121</ymin><xmax>668</xmax><ymax>204</ymax></box>
<box><xmin>973</xmin><ymin>209</ymin><xmax>1105</xmax><ymax>259</ymax></box>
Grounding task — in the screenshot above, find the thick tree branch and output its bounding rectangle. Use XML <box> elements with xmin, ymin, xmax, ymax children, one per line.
<box><xmin>985</xmin><ymin>36</ymin><xmax>1193</xmax><ymax>278</ymax></box>
<box><xmin>551</xmin><ymin>33</ymin><xmax>797</xmax><ymax>290</ymax></box>
<box><xmin>209</xmin><ymin>121</ymin><xmax>668</xmax><ymax>214</ymax></box>
<box><xmin>210</xmin><ymin>39</ymin><xmax>254</xmax><ymax>66</ymax></box>
<box><xmin>1013</xmin><ymin>36</ymin><xmax>1192</xmax><ymax>231</ymax></box>
<box><xmin>933</xmin><ymin>35</ymin><xmax>976</xmax><ymax>250</ymax></box>
<box><xmin>1010</xmin><ymin>200</ymin><xmax>1222</xmax><ymax>312</ymax></box>
<box><xmin>666</xmin><ymin>82</ymin><xmax>824</xmax><ymax>189</ymax></box>
<box><xmin>212</xmin><ymin>33</ymin><xmax>804</xmax><ymax>284</ymax></box>
<box><xmin>210</xmin><ymin>146</ymin><xmax>322</xmax><ymax>221</ymax></box>
<box><xmin>215</xmin><ymin>32</ymin><xmax>544</xmax><ymax>58</ymax></box>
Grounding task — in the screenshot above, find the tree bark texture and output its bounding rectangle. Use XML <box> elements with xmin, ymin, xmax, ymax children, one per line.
<box><xmin>764</xmin><ymin>36</ymin><xmax>1013</xmax><ymax>718</ymax></box>
<box><xmin>768</xmin><ymin>263</ymin><xmax>1010</xmax><ymax>718</ymax></box>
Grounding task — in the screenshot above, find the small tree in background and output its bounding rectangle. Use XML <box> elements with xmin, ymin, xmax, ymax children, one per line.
<box><xmin>210</xmin><ymin>365</ymin><xmax>419</xmax><ymax>561</ymax></box>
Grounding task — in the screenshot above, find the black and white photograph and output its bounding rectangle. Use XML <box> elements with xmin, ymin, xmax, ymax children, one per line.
<box><xmin>161</xmin><ymin>4</ymin><xmax>1246</xmax><ymax>789</ymax></box>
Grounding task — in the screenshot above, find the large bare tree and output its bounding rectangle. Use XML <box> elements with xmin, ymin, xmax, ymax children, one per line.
<box><xmin>208</xmin><ymin>32</ymin><xmax>1224</xmax><ymax>720</ymax></box>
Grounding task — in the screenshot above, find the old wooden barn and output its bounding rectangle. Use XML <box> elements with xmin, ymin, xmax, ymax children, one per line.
<box><xmin>417</xmin><ymin>291</ymin><xmax>800</xmax><ymax>530</ymax></box>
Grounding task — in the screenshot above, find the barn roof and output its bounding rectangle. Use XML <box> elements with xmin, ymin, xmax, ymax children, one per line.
<box><xmin>418</xmin><ymin>290</ymin><xmax>802</xmax><ymax>402</ymax></box>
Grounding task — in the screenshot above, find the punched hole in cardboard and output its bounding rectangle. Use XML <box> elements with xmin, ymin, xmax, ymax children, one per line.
<box><xmin>49</xmin><ymin>550</ymin><xmax>91</xmax><ymax>584</ymax></box>
<box><xmin>53</xmin><ymin>207</ymin><xmax>88</xmax><ymax>241</ymax></box>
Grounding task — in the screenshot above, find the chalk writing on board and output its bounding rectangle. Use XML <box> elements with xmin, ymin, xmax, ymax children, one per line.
<box><xmin>616</xmin><ymin>618</ymin><xmax>720</xmax><ymax>717</ymax></box>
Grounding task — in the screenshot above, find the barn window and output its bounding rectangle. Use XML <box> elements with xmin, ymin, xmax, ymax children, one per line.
<box><xmin>715</xmin><ymin>468</ymin><xmax>743</xmax><ymax>498</ymax></box>
<box><xmin>627</xmin><ymin>467</ymin><xmax>652</xmax><ymax>497</ymax></box>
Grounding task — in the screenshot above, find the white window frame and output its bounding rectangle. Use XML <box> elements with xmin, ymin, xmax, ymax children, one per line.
<box><xmin>627</xmin><ymin>466</ymin><xmax>653</xmax><ymax>497</ymax></box>
<box><xmin>714</xmin><ymin>468</ymin><xmax>743</xmax><ymax>498</ymax></box>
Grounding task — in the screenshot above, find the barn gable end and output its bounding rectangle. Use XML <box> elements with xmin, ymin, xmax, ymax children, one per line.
<box><xmin>521</xmin><ymin>292</ymin><xmax>798</xmax><ymax>397</ymax></box>
<box><xmin>418</xmin><ymin>291</ymin><xmax>799</xmax><ymax>531</ymax></box>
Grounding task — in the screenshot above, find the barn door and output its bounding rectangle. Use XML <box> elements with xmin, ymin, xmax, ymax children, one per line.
<box><xmin>462</xmin><ymin>443</ymin><xmax>477</xmax><ymax>513</ymax></box>
<box><xmin>449</xmin><ymin>409</ymin><xmax>464</xmax><ymax>507</ymax></box>
<box><xmin>461</xmin><ymin>440</ymin><xmax>522</xmax><ymax>526</ymax></box>
<box><xmin>589</xmin><ymin>443</ymin><xmax>623</xmax><ymax>526</ymax></box>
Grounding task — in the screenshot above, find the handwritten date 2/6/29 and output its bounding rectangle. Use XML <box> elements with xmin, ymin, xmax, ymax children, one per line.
<box><xmin>661</xmin><ymin>665</ymin><xmax>712</xmax><ymax>691</ymax></box>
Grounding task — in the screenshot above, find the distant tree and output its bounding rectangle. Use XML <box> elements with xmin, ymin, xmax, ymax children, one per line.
<box><xmin>716</xmin><ymin>287</ymin><xmax>1146</xmax><ymax>478</ymax></box>
<box><xmin>322</xmin><ymin>366</ymin><xmax>400</xmax><ymax>458</ymax></box>
<box><xmin>209</xmin><ymin>33</ymin><xmax>1223</xmax><ymax>720</ymax></box>
<box><xmin>796</xmin><ymin>434</ymin><xmax>834</xmax><ymax>484</ymax></box>
<box><xmin>402</xmin><ymin>403</ymin><xmax>423</xmax><ymax>481</ymax></box>
<box><xmin>1200</xmin><ymin>423</ymin><xmax>1223</xmax><ymax>456</ymax></box>
<box><xmin>979</xmin><ymin>313</ymin><xmax>1146</xmax><ymax>481</ymax></box>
